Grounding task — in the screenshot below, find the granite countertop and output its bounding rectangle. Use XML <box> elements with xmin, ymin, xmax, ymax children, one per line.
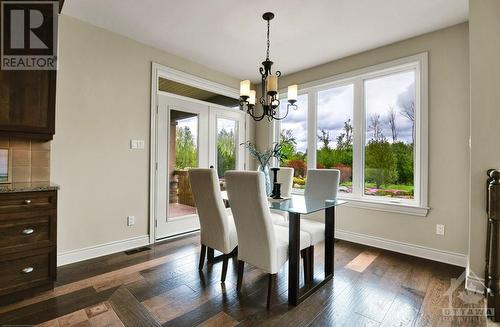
<box><xmin>0</xmin><ymin>182</ymin><xmax>60</xmax><ymax>193</ymax></box>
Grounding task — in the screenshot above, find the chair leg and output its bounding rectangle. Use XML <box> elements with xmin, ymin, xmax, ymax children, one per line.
<box><xmin>221</xmin><ymin>255</ymin><xmax>229</xmax><ymax>283</ymax></box>
<box><xmin>207</xmin><ymin>247</ymin><xmax>215</xmax><ymax>264</ymax></box>
<box><xmin>237</xmin><ymin>260</ymin><xmax>244</xmax><ymax>292</ymax></box>
<box><xmin>301</xmin><ymin>248</ymin><xmax>309</xmax><ymax>283</ymax></box>
<box><xmin>267</xmin><ymin>274</ymin><xmax>277</xmax><ymax>310</ymax></box>
<box><xmin>308</xmin><ymin>246</ymin><xmax>314</xmax><ymax>284</ymax></box>
<box><xmin>198</xmin><ymin>245</ymin><xmax>206</xmax><ymax>271</ymax></box>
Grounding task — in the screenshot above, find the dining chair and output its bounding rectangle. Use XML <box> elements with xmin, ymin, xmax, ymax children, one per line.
<box><xmin>270</xmin><ymin>167</ymin><xmax>294</xmax><ymax>223</ymax></box>
<box><xmin>304</xmin><ymin>169</ymin><xmax>340</xmax><ymax>279</ymax></box>
<box><xmin>276</xmin><ymin>167</ymin><xmax>294</xmax><ymax>198</ymax></box>
<box><xmin>225</xmin><ymin>170</ymin><xmax>312</xmax><ymax>309</ymax></box>
<box><xmin>304</xmin><ymin>169</ymin><xmax>340</xmax><ymax>201</ymax></box>
<box><xmin>274</xmin><ymin>169</ymin><xmax>340</xmax><ymax>283</ymax></box>
<box><xmin>188</xmin><ymin>168</ymin><xmax>238</xmax><ymax>283</ymax></box>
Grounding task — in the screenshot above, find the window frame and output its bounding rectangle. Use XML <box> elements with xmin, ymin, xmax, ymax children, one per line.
<box><xmin>275</xmin><ymin>53</ymin><xmax>429</xmax><ymax>216</ymax></box>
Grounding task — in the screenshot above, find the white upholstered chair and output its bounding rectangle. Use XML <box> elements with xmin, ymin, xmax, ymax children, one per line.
<box><xmin>188</xmin><ymin>168</ymin><xmax>238</xmax><ymax>283</ymax></box>
<box><xmin>304</xmin><ymin>169</ymin><xmax>340</xmax><ymax>201</ymax></box>
<box><xmin>275</xmin><ymin>167</ymin><xmax>294</xmax><ymax>198</ymax></box>
<box><xmin>225</xmin><ymin>170</ymin><xmax>312</xmax><ymax>309</ymax></box>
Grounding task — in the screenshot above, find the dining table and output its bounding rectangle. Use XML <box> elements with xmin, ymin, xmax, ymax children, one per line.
<box><xmin>221</xmin><ymin>191</ymin><xmax>347</xmax><ymax>306</ymax></box>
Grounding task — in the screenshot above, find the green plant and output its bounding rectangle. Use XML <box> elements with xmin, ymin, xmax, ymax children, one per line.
<box><xmin>241</xmin><ymin>141</ymin><xmax>289</xmax><ymax>167</ymax></box>
<box><xmin>175</xmin><ymin>126</ymin><xmax>197</xmax><ymax>169</ymax></box>
<box><xmin>217</xmin><ymin>128</ymin><xmax>236</xmax><ymax>176</ymax></box>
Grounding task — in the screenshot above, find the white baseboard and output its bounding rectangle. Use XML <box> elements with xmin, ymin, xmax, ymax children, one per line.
<box><xmin>335</xmin><ymin>229</ymin><xmax>468</xmax><ymax>267</ymax></box>
<box><xmin>57</xmin><ymin>235</ymin><xmax>150</xmax><ymax>266</ymax></box>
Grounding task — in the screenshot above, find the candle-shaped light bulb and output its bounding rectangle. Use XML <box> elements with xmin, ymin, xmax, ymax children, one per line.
<box><xmin>272</xmin><ymin>92</ymin><xmax>280</xmax><ymax>106</ymax></box>
<box><xmin>288</xmin><ymin>85</ymin><xmax>298</xmax><ymax>102</ymax></box>
<box><xmin>249</xmin><ymin>90</ymin><xmax>256</xmax><ymax>105</ymax></box>
<box><xmin>240</xmin><ymin>80</ymin><xmax>251</xmax><ymax>97</ymax></box>
<box><xmin>267</xmin><ymin>75</ymin><xmax>278</xmax><ymax>94</ymax></box>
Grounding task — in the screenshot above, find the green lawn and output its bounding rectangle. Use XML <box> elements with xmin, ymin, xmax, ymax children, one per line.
<box><xmin>364</xmin><ymin>183</ymin><xmax>414</xmax><ymax>192</ymax></box>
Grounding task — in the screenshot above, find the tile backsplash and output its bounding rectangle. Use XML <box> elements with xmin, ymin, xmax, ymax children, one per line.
<box><xmin>0</xmin><ymin>136</ymin><xmax>50</xmax><ymax>182</ymax></box>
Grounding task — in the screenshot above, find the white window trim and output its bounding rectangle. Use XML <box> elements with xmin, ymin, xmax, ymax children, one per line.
<box><xmin>275</xmin><ymin>53</ymin><xmax>429</xmax><ymax>217</ymax></box>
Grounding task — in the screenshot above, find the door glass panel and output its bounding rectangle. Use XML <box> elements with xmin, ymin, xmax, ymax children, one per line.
<box><xmin>216</xmin><ymin>118</ymin><xmax>237</xmax><ymax>189</ymax></box>
<box><xmin>169</xmin><ymin>110</ymin><xmax>198</xmax><ymax>219</ymax></box>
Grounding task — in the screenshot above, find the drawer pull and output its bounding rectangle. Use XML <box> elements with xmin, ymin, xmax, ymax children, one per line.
<box><xmin>21</xmin><ymin>228</ymin><xmax>34</xmax><ymax>235</ymax></box>
<box><xmin>21</xmin><ymin>267</ymin><xmax>34</xmax><ymax>274</ymax></box>
<box><xmin>23</xmin><ymin>199</ymin><xmax>32</xmax><ymax>205</ymax></box>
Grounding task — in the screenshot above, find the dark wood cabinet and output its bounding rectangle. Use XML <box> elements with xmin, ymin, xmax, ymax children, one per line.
<box><xmin>0</xmin><ymin>70</ymin><xmax>56</xmax><ymax>140</ymax></box>
<box><xmin>0</xmin><ymin>190</ymin><xmax>57</xmax><ymax>304</ymax></box>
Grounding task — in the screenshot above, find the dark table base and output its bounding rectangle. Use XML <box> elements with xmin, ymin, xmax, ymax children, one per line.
<box><xmin>288</xmin><ymin>206</ymin><xmax>335</xmax><ymax>306</ymax></box>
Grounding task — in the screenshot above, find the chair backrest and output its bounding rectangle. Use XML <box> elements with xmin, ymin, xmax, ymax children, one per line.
<box><xmin>225</xmin><ymin>170</ymin><xmax>278</xmax><ymax>273</ymax></box>
<box><xmin>304</xmin><ymin>169</ymin><xmax>340</xmax><ymax>200</ymax></box>
<box><xmin>276</xmin><ymin>167</ymin><xmax>294</xmax><ymax>197</ymax></box>
<box><xmin>189</xmin><ymin>168</ymin><xmax>232</xmax><ymax>253</ymax></box>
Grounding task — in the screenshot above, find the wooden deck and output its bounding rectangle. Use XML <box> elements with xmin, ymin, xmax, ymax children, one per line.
<box><xmin>0</xmin><ymin>233</ymin><xmax>490</xmax><ymax>326</ymax></box>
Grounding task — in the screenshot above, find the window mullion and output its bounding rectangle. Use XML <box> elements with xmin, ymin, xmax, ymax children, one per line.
<box><xmin>308</xmin><ymin>91</ymin><xmax>317</xmax><ymax>170</ymax></box>
<box><xmin>352</xmin><ymin>79</ymin><xmax>364</xmax><ymax>198</ymax></box>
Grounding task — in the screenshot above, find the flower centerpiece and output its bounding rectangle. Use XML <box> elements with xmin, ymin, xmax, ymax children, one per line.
<box><xmin>241</xmin><ymin>141</ymin><xmax>287</xmax><ymax>195</ymax></box>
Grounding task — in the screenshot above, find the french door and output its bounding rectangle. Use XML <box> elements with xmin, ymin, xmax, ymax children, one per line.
<box><xmin>155</xmin><ymin>93</ymin><xmax>246</xmax><ymax>240</ymax></box>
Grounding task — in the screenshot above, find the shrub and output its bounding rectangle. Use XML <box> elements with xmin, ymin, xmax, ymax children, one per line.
<box><xmin>392</xmin><ymin>142</ymin><xmax>414</xmax><ymax>185</ymax></box>
<box><xmin>285</xmin><ymin>159</ymin><xmax>307</xmax><ymax>177</ymax></box>
<box><xmin>293</xmin><ymin>177</ymin><xmax>306</xmax><ymax>186</ymax></box>
<box><xmin>365</xmin><ymin>140</ymin><xmax>397</xmax><ymax>188</ymax></box>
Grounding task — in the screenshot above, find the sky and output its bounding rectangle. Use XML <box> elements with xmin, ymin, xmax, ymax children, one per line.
<box><xmin>280</xmin><ymin>70</ymin><xmax>415</xmax><ymax>153</ymax></box>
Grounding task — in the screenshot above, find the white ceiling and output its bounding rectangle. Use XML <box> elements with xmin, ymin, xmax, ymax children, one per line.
<box><xmin>63</xmin><ymin>0</ymin><xmax>468</xmax><ymax>82</ymax></box>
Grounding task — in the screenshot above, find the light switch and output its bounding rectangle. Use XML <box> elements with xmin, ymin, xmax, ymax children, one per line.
<box><xmin>130</xmin><ymin>140</ymin><xmax>145</xmax><ymax>149</ymax></box>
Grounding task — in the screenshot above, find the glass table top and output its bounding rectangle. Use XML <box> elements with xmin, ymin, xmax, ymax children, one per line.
<box><xmin>221</xmin><ymin>191</ymin><xmax>347</xmax><ymax>215</ymax></box>
<box><xmin>268</xmin><ymin>195</ymin><xmax>347</xmax><ymax>214</ymax></box>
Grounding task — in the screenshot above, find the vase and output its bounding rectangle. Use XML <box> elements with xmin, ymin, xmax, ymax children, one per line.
<box><xmin>258</xmin><ymin>164</ymin><xmax>272</xmax><ymax>196</ymax></box>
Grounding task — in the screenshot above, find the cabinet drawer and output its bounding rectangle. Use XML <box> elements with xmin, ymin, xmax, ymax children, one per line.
<box><xmin>0</xmin><ymin>191</ymin><xmax>56</xmax><ymax>213</ymax></box>
<box><xmin>0</xmin><ymin>248</ymin><xmax>54</xmax><ymax>295</ymax></box>
<box><xmin>0</xmin><ymin>211</ymin><xmax>54</xmax><ymax>253</ymax></box>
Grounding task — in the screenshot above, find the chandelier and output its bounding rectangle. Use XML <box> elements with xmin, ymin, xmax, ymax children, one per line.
<box><xmin>239</xmin><ymin>12</ymin><xmax>298</xmax><ymax>121</ymax></box>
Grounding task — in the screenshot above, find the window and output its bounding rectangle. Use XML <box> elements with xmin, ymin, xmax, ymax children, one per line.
<box><xmin>364</xmin><ymin>71</ymin><xmax>415</xmax><ymax>200</ymax></box>
<box><xmin>275</xmin><ymin>54</ymin><xmax>428</xmax><ymax>215</ymax></box>
<box><xmin>317</xmin><ymin>85</ymin><xmax>354</xmax><ymax>194</ymax></box>
<box><xmin>278</xmin><ymin>94</ymin><xmax>308</xmax><ymax>191</ymax></box>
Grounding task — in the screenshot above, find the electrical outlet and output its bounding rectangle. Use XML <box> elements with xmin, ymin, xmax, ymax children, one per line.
<box><xmin>436</xmin><ymin>224</ymin><xmax>445</xmax><ymax>236</ymax></box>
<box><xmin>127</xmin><ymin>216</ymin><xmax>135</xmax><ymax>226</ymax></box>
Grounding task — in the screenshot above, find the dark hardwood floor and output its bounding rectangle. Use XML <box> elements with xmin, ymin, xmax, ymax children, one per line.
<box><xmin>0</xmin><ymin>233</ymin><xmax>489</xmax><ymax>326</ymax></box>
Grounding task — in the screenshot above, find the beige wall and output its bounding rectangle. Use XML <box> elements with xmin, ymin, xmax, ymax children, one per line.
<box><xmin>257</xmin><ymin>23</ymin><xmax>470</xmax><ymax>256</ymax></box>
<box><xmin>53</xmin><ymin>15</ymin><xmax>240</xmax><ymax>253</ymax></box>
<box><xmin>468</xmin><ymin>0</ymin><xmax>500</xmax><ymax>280</ymax></box>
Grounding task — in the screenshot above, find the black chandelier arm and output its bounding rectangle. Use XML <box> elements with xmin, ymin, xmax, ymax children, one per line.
<box><xmin>247</xmin><ymin>105</ymin><xmax>267</xmax><ymax>121</ymax></box>
<box><xmin>275</xmin><ymin>70</ymin><xmax>282</xmax><ymax>77</ymax></box>
<box><xmin>272</xmin><ymin>103</ymin><xmax>290</xmax><ymax>121</ymax></box>
<box><xmin>259</xmin><ymin>96</ymin><xmax>266</xmax><ymax>106</ymax></box>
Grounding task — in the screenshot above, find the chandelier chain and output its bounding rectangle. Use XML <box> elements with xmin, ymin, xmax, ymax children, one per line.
<box><xmin>266</xmin><ymin>19</ymin><xmax>270</xmax><ymax>61</ymax></box>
